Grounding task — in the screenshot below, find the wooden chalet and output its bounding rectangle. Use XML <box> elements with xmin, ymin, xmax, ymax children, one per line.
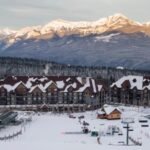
<box><xmin>97</xmin><ymin>105</ymin><xmax>121</xmax><ymax>120</ymax></box>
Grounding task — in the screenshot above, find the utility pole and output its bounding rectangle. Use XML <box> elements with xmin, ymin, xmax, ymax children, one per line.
<box><xmin>122</xmin><ymin>118</ymin><xmax>134</xmax><ymax>146</ymax></box>
<box><xmin>123</xmin><ymin>123</ymin><xmax>131</xmax><ymax>145</ymax></box>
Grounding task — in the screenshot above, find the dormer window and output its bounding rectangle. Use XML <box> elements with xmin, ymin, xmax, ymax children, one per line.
<box><xmin>133</xmin><ymin>79</ymin><xmax>137</xmax><ymax>83</ymax></box>
<box><xmin>68</xmin><ymin>79</ymin><xmax>73</xmax><ymax>84</ymax></box>
<box><xmin>68</xmin><ymin>86</ymin><xmax>73</xmax><ymax>92</ymax></box>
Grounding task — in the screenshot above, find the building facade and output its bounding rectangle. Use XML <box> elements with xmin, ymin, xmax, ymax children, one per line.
<box><xmin>110</xmin><ymin>75</ymin><xmax>150</xmax><ymax>106</ymax></box>
<box><xmin>0</xmin><ymin>76</ymin><xmax>108</xmax><ymax>109</ymax></box>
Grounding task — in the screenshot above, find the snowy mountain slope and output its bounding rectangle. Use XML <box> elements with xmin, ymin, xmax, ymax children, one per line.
<box><xmin>1</xmin><ymin>13</ymin><xmax>150</xmax><ymax>45</ymax></box>
<box><xmin>0</xmin><ymin>14</ymin><xmax>150</xmax><ymax>70</ymax></box>
<box><xmin>1</xmin><ymin>32</ymin><xmax>150</xmax><ymax>70</ymax></box>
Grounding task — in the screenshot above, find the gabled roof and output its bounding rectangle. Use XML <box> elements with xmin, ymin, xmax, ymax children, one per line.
<box><xmin>0</xmin><ymin>76</ymin><xmax>105</xmax><ymax>93</ymax></box>
<box><xmin>75</xmin><ymin>77</ymin><xmax>90</xmax><ymax>92</ymax></box>
<box><xmin>3</xmin><ymin>81</ymin><xmax>27</xmax><ymax>92</ymax></box>
<box><xmin>29</xmin><ymin>85</ymin><xmax>46</xmax><ymax>93</ymax></box>
<box><xmin>44</xmin><ymin>81</ymin><xmax>56</xmax><ymax>90</ymax></box>
<box><xmin>98</xmin><ymin>105</ymin><xmax>121</xmax><ymax>115</ymax></box>
<box><xmin>111</xmin><ymin>75</ymin><xmax>144</xmax><ymax>90</ymax></box>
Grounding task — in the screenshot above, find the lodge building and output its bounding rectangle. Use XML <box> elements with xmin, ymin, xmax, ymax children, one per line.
<box><xmin>0</xmin><ymin>76</ymin><xmax>108</xmax><ymax>110</ymax></box>
<box><xmin>110</xmin><ymin>75</ymin><xmax>150</xmax><ymax>106</ymax></box>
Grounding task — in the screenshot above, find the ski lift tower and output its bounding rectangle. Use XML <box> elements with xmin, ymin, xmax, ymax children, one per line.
<box><xmin>121</xmin><ymin>117</ymin><xmax>134</xmax><ymax>145</ymax></box>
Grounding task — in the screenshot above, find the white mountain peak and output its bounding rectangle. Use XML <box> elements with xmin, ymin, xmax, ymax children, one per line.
<box><xmin>0</xmin><ymin>28</ymin><xmax>16</xmax><ymax>35</ymax></box>
<box><xmin>1</xmin><ymin>13</ymin><xmax>150</xmax><ymax>45</ymax></box>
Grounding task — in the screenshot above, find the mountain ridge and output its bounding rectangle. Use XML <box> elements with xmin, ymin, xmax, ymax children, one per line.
<box><xmin>0</xmin><ymin>14</ymin><xmax>150</xmax><ymax>70</ymax></box>
<box><xmin>1</xmin><ymin>13</ymin><xmax>150</xmax><ymax>46</ymax></box>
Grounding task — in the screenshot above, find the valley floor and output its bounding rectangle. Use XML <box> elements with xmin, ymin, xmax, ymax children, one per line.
<box><xmin>1</xmin><ymin>106</ymin><xmax>150</xmax><ymax>150</ymax></box>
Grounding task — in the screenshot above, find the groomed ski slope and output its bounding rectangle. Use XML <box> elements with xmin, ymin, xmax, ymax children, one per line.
<box><xmin>1</xmin><ymin>105</ymin><xmax>150</xmax><ymax>150</ymax></box>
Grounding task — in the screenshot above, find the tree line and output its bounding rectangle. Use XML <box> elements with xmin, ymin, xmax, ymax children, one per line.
<box><xmin>0</xmin><ymin>56</ymin><xmax>150</xmax><ymax>84</ymax></box>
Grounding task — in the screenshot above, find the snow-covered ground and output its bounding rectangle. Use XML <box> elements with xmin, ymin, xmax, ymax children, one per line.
<box><xmin>1</xmin><ymin>106</ymin><xmax>150</xmax><ymax>150</ymax></box>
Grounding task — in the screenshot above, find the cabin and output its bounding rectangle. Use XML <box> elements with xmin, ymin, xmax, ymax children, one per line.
<box><xmin>97</xmin><ymin>105</ymin><xmax>121</xmax><ymax>120</ymax></box>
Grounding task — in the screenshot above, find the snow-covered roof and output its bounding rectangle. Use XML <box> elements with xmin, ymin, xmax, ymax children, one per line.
<box><xmin>91</xmin><ymin>79</ymin><xmax>97</xmax><ymax>93</ymax></box>
<box><xmin>104</xmin><ymin>107</ymin><xmax>121</xmax><ymax>115</ymax></box>
<box><xmin>39</xmin><ymin>77</ymin><xmax>48</xmax><ymax>82</ymax></box>
<box><xmin>25</xmin><ymin>79</ymin><xmax>33</xmax><ymax>89</ymax></box>
<box><xmin>3</xmin><ymin>81</ymin><xmax>26</xmax><ymax>92</ymax></box>
<box><xmin>75</xmin><ymin>77</ymin><xmax>90</xmax><ymax>92</ymax></box>
<box><xmin>56</xmin><ymin>81</ymin><xmax>65</xmax><ymax>89</ymax></box>
<box><xmin>97</xmin><ymin>85</ymin><xmax>102</xmax><ymax>92</ymax></box>
<box><xmin>63</xmin><ymin>82</ymin><xmax>77</xmax><ymax>92</ymax></box>
<box><xmin>99</xmin><ymin>105</ymin><xmax>121</xmax><ymax>115</ymax></box>
<box><xmin>44</xmin><ymin>81</ymin><xmax>55</xmax><ymax>90</ymax></box>
<box><xmin>97</xmin><ymin>110</ymin><xmax>105</xmax><ymax>115</ymax></box>
<box><xmin>3</xmin><ymin>84</ymin><xmax>14</xmax><ymax>92</ymax></box>
<box><xmin>76</xmin><ymin>77</ymin><xmax>82</xmax><ymax>84</ymax></box>
<box><xmin>111</xmin><ymin>75</ymin><xmax>144</xmax><ymax>90</ymax></box>
<box><xmin>29</xmin><ymin>85</ymin><xmax>45</xmax><ymax>93</ymax></box>
<box><xmin>0</xmin><ymin>76</ymin><xmax>105</xmax><ymax>93</ymax></box>
<box><xmin>66</xmin><ymin>77</ymin><xmax>71</xmax><ymax>82</ymax></box>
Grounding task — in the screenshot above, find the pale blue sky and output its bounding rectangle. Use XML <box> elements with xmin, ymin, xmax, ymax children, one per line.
<box><xmin>0</xmin><ymin>0</ymin><xmax>149</xmax><ymax>29</ymax></box>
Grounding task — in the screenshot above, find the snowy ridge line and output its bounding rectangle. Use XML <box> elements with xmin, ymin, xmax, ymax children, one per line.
<box><xmin>1</xmin><ymin>13</ymin><xmax>150</xmax><ymax>46</ymax></box>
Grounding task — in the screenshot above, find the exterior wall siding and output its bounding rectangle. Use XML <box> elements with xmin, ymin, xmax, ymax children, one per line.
<box><xmin>0</xmin><ymin>76</ymin><xmax>108</xmax><ymax>108</ymax></box>
<box><xmin>110</xmin><ymin>87</ymin><xmax>150</xmax><ymax>106</ymax></box>
<box><xmin>0</xmin><ymin>91</ymin><xmax>106</xmax><ymax>107</ymax></box>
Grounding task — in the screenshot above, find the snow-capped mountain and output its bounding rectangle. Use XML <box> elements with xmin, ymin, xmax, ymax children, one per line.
<box><xmin>0</xmin><ymin>14</ymin><xmax>150</xmax><ymax>70</ymax></box>
<box><xmin>1</xmin><ymin>13</ymin><xmax>150</xmax><ymax>44</ymax></box>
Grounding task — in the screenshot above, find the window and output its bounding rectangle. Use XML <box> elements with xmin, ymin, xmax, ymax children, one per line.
<box><xmin>79</xmin><ymin>93</ymin><xmax>82</xmax><ymax>96</ymax></box>
<box><xmin>73</xmin><ymin>93</ymin><xmax>77</xmax><ymax>100</ymax></box>
<box><xmin>48</xmin><ymin>93</ymin><xmax>51</xmax><ymax>96</ymax></box>
<box><xmin>144</xmin><ymin>89</ymin><xmax>148</xmax><ymax>94</ymax></box>
<box><xmin>69</xmin><ymin>92</ymin><xmax>72</xmax><ymax>96</ymax></box>
<box><xmin>79</xmin><ymin>95</ymin><xmax>82</xmax><ymax>100</ymax></box>
<box><xmin>133</xmin><ymin>79</ymin><xmax>137</xmax><ymax>83</ymax></box>
<box><xmin>1</xmin><ymin>92</ymin><xmax>5</xmax><ymax>97</ymax></box>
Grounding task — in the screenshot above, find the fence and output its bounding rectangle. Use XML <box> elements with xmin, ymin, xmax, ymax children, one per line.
<box><xmin>0</xmin><ymin>130</ymin><xmax>22</xmax><ymax>141</ymax></box>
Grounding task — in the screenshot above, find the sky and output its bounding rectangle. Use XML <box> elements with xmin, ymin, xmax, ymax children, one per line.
<box><xmin>0</xmin><ymin>0</ymin><xmax>150</xmax><ymax>29</ymax></box>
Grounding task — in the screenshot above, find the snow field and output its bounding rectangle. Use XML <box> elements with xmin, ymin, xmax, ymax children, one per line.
<box><xmin>0</xmin><ymin>106</ymin><xmax>150</xmax><ymax>150</ymax></box>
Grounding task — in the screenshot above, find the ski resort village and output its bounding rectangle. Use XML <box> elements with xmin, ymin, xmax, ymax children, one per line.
<box><xmin>0</xmin><ymin>75</ymin><xmax>150</xmax><ymax>150</ymax></box>
<box><xmin>1</xmin><ymin>0</ymin><xmax>150</xmax><ymax>149</ymax></box>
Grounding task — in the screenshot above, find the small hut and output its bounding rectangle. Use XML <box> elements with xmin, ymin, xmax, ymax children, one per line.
<box><xmin>97</xmin><ymin>105</ymin><xmax>121</xmax><ymax>120</ymax></box>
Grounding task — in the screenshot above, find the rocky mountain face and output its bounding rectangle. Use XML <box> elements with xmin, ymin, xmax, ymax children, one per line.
<box><xmin>0</xmin><ymin>14</ymin><xmax>150</xmax><ymax>70</ymax></box>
